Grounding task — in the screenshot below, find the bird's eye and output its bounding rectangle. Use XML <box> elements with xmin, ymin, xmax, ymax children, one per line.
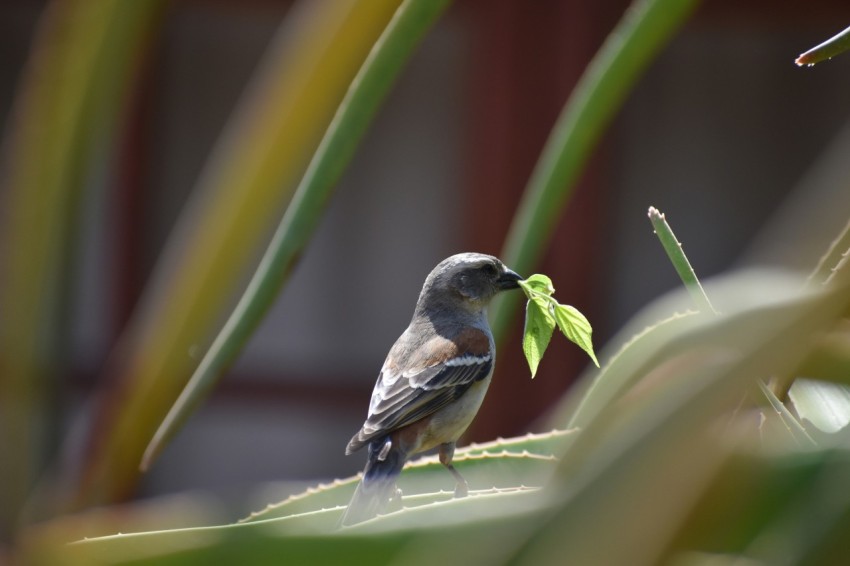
<box><xmin>481</xmin><ymin>263</ymin><xmax>498</xmax><ymax>277</ymax></box>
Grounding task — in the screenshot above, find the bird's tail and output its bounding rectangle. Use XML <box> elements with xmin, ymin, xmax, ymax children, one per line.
<box><xmin>339</xmin><ymin>438</ymin><xmax>405</xmax><ymax>527</ymax></box>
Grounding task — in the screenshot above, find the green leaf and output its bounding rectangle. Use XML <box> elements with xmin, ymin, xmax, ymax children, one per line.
<box><xmin>491</xmin><ymin>0</ymin><xmax>701</xmax><ymax>341</ymax></box>
<box><xmin>523</xmin><ymin>300</ymin><xmax>556</xmax><ymax>378</ymax></box>
<box><xmin>520</xmin><ymin>274</ymin><xmax>555</xmax><ymax>296</ymax></box>
<box><xmin>529</xmin><ymin>293</ymin><xmax>555</xmax><ymax>317</ymax></box>
<box><xmin>553</xmin><ymin>304</ymin><xmax>600</xmax><ymax>367</ymax></box>
<box><xmin>517</xmin><ymin>274</ymin><xmax>599</xmax><ymax>375</ymax></box>
<box><xmin>647</xmin><ymin>206</ymin><xmax>715</xmax><ymax>314</ymax></box>
<box><xmin>796</xmin><ymin>24</ymin><xmax>850</xmax><ymax>67</ymax></box>
<box><xmin>788</xmin><ymin>378</ymin><xmax>850</xmax><ymax>434</ymax></box>
<box><xmin>140</xmin><ymin>0</ymin><xmax>447</xmax><ymax>473</ymax></box>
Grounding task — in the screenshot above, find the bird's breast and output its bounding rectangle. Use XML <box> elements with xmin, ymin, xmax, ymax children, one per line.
<box><xmin>410</xmin><ymin>374</ymin><xmax>493</xmax><ymax>454</ymax></box>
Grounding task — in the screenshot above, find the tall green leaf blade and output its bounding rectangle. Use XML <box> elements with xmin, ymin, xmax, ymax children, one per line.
<box><xmin>789</xmin><ymin>378</ymin><xmax>850</xmax><ymax>434</ymax></box>
<box><xmin>647</xmin><ymin>206</ymin><xmax>716</xmax><ymax>313</ymax></box>
<box><xmin>141</xmin><ymin>0</ymin><xmax>452</xmax><ymax>471</ymax></box>
<box><xmin>493</xmin><ymin>0</ymin><xmax>700</xmax><ymax>340</ymax></box>
<box><xmin>0</xmin><ymin>0</ymin><xmax>164</xmax><ymax>534</ymax></box>
<box><xmin>77</xmin><ymin>0</ymin><xmax>403</xmax><ymax>507</ymax></box>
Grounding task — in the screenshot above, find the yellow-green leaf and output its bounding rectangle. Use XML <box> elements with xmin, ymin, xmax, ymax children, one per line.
<box><xmin>523</xmin><ymin>300</ymin><xmax>555</xmax><ymax>378</ymax></box>
<box><xmin>553</xmin><ymin>303</ymin><xmax>599</xmax><ymax>367</ymax></box>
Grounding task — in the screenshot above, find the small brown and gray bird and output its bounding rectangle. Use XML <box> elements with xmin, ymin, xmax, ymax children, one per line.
<box><xmin>340</xmin><ymin>252</ymin><xmax>522</xmax><ymax>526</ymax></box>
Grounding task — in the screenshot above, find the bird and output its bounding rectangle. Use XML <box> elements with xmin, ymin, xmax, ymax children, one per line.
<box><xmin>339</xmin><ymin>252</ymin><xmax>522</xmax><ymax>526</ymax></box>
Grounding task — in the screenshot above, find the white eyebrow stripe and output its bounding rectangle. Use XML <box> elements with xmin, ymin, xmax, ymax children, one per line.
<box><xmin>444</xmin><ymin>353</ymin><xmax>491</xmax><ymax>367</ymax></box>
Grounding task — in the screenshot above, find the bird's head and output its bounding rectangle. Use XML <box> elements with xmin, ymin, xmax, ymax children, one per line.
<box><xmin>416</xmin><ymin>252</ymin><xmax>522</xmax><ymax>314</ymax></box>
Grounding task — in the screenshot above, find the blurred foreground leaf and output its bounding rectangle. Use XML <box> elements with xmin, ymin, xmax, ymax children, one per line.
<box><xmin>74</xmin><ymin>0</ymin><xmax>401</xmax><ymax>508</ymax></box>
<box><xmin>0</xmin><ymin>0</ymin><xmax>164</xmax><ymax>536</ymax></box>
<box><xmin>789</xmin><ymin>378</ymin><xmax>850</xmax><ymax>434</ymax></box>
<box><xmin>141</xmin><ymin>0</ymin><xmax>451</xmax><ymax>473</ymax></box>
<box><xmin>24</xmin><ymin>271</ymin><xmax>850</xmax><ymax>565</ymax></box>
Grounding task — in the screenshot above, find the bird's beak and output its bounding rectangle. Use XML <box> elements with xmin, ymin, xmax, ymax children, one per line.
<box><xmin>497</xmin><ymin>268</ymin><xmax>522</xmax><ymax>290</ymax></box>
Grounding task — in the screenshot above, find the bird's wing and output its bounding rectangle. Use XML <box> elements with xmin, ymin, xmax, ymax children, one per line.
<box><xmin>348</xmin><ymin>328</ymin><xmax>492</xmax><ymax>451</ymax></box>
<box><xmin>370</xmin><ymin>352</ymin><xmax>492</xmax><ymax>432</ymax></box>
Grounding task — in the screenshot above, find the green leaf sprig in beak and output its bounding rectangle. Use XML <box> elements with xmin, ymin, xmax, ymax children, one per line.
<box><xmin>517</xmin><ymin>274</ymin><xmax>599</xmax><ymax>377</ymax></box>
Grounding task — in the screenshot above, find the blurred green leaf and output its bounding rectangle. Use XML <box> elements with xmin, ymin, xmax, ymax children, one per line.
<box><xmin>141</xmin><ymin>0</ymin><xmax>451</xmax><ymax>472</ymax></box>
<box><xmin>22</xmin><ymin>272</ymin><xmax>850</xmax><ymax>564</ymax></box>
<box><xmin>13</xmin><ymin>0</ymin><xmax>850</xmax><ymax>562</ymax></box>
<box><xmin>741</xmin><ymin>450</ymin><xmax>850</xmax><ymax>565</ymax></box>
<box><xmin>565</xmin><ymin>310</ymin><xmax>703</xmax><ymax>430</ymax></box>
<box><xmin>647</xmin><ymin>206</ymin><xmax>716</xmax><ymax>314</ymax></box>
<box><xmin>524</xmin><ymin>274</ymin><xmax>850</xmax><ymax>564</ymax></box>
<box><xmin>493</xmin><ymin>0</ymin><xmax>700</xmax><ymax>339</ymax></box>
<box><xmin>757</xmin><ymin>380</ymin><xmax>815</xmax><ymax>447</ymax></box>
<box><xmin>794</xmin><ymin>326</ymin><xmax>850</xmax><ymax>384</ymax></box>
<box><xmin>0</xmin><ymin>0</ymin><xmax>164</xmax><ymax>535</ymax></box>
<box><xmin>669</xmin><ymin>450</ymin><xmax>837</xmax><ymax>558</ymax></box>
<box><xmin>789</xmin><ymin>378</ymin><xmax>850</xmax><ymax>434</ymax></box>
<box><xmin>74</xmin><ymin>0</ymin><xmax>402</xmax><ymax>508</ymax></box>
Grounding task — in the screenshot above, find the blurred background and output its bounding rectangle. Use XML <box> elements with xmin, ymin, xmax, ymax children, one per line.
<box><xmin>1</xmin><ymin>0</ymin><xmax>850</xmax><ymax>541</ymax></box>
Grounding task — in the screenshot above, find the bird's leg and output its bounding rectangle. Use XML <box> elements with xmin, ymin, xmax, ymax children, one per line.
<box><xmin>439</xmin><ymin>442</ymin><xmax>468</xmax><ymax>498</ymax></box>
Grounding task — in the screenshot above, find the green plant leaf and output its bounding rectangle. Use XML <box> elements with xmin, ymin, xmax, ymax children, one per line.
<box><xmin>492</xmin><ymin>0</ymin><xmax>701</xmax><ymax>341</ymax></box>
<box><xmin>243</xmin><ymin>451</ymin><xmax>558</xmax><ymax>523</ymax></box>
<box><xmin>59</xmin><ymin>0</ymin><xmax>405</xmax><ymax>508</ymax></box>
<box><xmin>523</xmin><ymin>299</ymin><xmax>556</xmax><ymax>378</ymax></box>
<box><xmin>518</xmin><ymin>274</ymin><xmax>599</xmax><ymax>374</ymax></box>
<box><xmin>553</xmin><ymin>304</ymin><xmax>599</xmax><ymax>368</ymax></box>
<box><xmin>563</xmin><ymin>310</ymin><xmax>702</xmax><ymax>430</ymax></box>
<box><xmin>140</xmin><ymin>0</ymin><xmax>447</xmax><ymax>473</ymax></box>
<box><xmin>788</xmin><ymin>378</ymin><xmax>850</xmax><ymax>434</ymax></box>
<box><xmin>796</xmin><ymin>24</ymin><xmax>850</xmax><ymax>67</ymax></box>
<box><xmin>520</xmin><ymin>274</ymin><xmax>555</xmax><ymax>296</ymax></box>
<box><xmin>647</xmin><ymin>206</ymin><xmax>716</xmax><ymax>314</ymax></box>
<box><xmin>0</xmin><ymin>0</ymin><xmax>165</xmax><ymax>532</ymax></box>
<box><xmin>757</xmin><ymin>380</ymin><xmax>815</xmax><ymax>447</ymax></box>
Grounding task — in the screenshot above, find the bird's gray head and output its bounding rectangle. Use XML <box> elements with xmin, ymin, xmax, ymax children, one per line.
<box><xmin>415</xmin><ymin>253</ymin><xmax>522</xmax><ymax>314</ymax></box>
